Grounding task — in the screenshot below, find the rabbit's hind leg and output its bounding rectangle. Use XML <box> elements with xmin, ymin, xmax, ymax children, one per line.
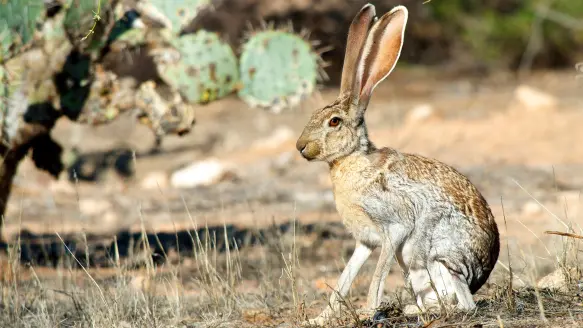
<box><xmin>446</xmin><ymin>267</ymin><xmax>476</xmax><ymax>311</ymax></box>
<box><xmin>403</xmin><ymin>262</ymin><xmax>459</xmax><ymax>315</ymax></box>
<box><xmin>431</xmin><ymin>260</ymin><xmax>476</xmax><ymax>311</ymax></box>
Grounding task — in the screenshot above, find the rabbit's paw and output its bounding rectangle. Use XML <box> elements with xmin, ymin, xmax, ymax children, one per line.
<box><xmin>301</xmin><ymin>309</ymin><xmax>334</xmax><ymax>326</ymax></box>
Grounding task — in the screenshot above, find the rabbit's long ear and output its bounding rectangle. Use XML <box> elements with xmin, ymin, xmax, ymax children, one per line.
<box><xmin>339</xmin><ymin>4</ymin><xmax>376</xmax><ymax>99</ymax></box>
<box><xmin>354</xmin><ymin>6</ymin><xmax>408</xmax><ymax>113</ymax></box>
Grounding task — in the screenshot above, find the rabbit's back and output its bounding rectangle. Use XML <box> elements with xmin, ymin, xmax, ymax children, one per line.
<box><xmin>365</xmin><ymin>147</ymin><xmax>497</xmax><ymax>229</ymax></box>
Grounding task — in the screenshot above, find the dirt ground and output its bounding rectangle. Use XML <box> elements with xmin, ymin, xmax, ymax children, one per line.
<box><xmin>1</xmin><ymin>68</ymin><xmax>583</xmax><ymax>327</ymax></box>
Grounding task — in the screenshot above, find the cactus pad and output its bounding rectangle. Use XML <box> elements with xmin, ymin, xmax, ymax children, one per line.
<box><xmin>0</xmin><ymin>0</ymin><xmax>45</xmax><ymax>61</ymax></box>
<box><xmin>0</xmin><ymin>62</ymin><xmax>29</xmax><ymax>143</ymax></box>
<box><xmin>108</xmin><ymin>28</ymin><xmax>147</xmax><ymax>52</ymax></box>
<box><xmin>135</xmin><ymin>81</ymin><xmax>196</xmax><ymax>137</ymax></box>
<box><xmin>41</xmin><ymin>10</ymin><xmax>72</xmax><ymax>57</ymax></box>
<box><xmin>238</xmin><ymin>30</ymin><xmax>320</xmax><ymax>112</ymax></box>
<box><xmin>107</xmin><ymin>9</ymin><xmax>144</xmax><ymax>45</ymax></box>
<box><xmin>139</xmin><ymin>0</ymin><xmax>210</xmax><ymax>33</ymax></box>
<box><xmin>74</xmin><ymin>68</ymin><xmax>132</xmax><ymax>125</ymax></box>
<box><xmin>63</xmin><ymin>0</ymin><xmax>115</xmax><ymax>56</ymax></box>
<box><xmin>155</xmin><ymin>31</ymin><xmax>238</xmax><ymax>104</ymax></box>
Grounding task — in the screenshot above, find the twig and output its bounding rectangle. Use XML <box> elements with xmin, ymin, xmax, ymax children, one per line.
<box><xmin>537</xmin><ymin>5</ymin><xmax>583</xmax><ymax>31</ymax></box>
<box><xmin>81</xmin><ymin>0</ymin><xmax>103</xmax><ymax>41</ymax></box>
<box><xmin>545</xmin><ymin>230</ymin><xmax>583</xmax><ymax>240</ymax></box>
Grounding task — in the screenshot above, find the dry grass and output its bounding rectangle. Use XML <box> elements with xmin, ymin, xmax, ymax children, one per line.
<box><xmin>1</xmin><ymin>221</ymin><xmax>582</xmax><ymax>328</ymax></box>
<box><xmin>1</xmin><ymin>188</ymin><xmax>583</xmax><ymax>328</ymax></box>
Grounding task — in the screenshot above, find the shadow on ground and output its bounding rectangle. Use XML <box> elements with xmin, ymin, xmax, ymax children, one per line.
<box><xmin>0</xmin><ymin>221</ymin><xmax>348</xmax><ymax>268</ymax></box>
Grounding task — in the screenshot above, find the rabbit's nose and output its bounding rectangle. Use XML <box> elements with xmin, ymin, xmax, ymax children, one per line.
<box><xmin>296</xmin><ymin>138</ymin><xmax>308</xmax><ymax>154</ymax></box>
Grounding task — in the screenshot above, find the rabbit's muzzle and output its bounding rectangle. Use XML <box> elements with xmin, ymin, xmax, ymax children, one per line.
<box><xmin>296</xmin><ymin>136</ymin><xmax>321</xmax><ymax>161</ymax></box>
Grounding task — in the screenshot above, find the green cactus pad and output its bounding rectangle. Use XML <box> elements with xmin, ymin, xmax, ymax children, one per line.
<box><xmin>63</xmin><ymin>0</ymin><xmax>115</xmax><ymax>55</ymax></box>
<box><xmin>141</xmin><ymin>0</ymin><xmax>210</xmax><ymax>33</ymax></box>
<box><xmin>0</xmin><ymin>0</ymin><xmax>45</xmax><ymax>61</ymax></box>
<box><xmin>0</xmin><ymin>65</ymin><xmax>10</xmax><ymax>122</ymax></box>
<box><xmin>0</xmin><ymin>29</ymin><xmax>13</xmax><ymax>62</ymax></box>
<box><xmin>156</xmin><ymin>31</ymin><xmax>238</xmax><ymax>104</ymax></box>
<box><xmin>63</xmin><ymin>0</ymin><xmax>100</xmax><ymax>39</ymax></box>
<box><xmin>238</xmin><ymin>30</ymin><xmax>320</xmax><ymax>112</ymax></box>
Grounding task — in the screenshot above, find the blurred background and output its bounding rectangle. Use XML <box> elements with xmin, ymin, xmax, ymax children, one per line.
<box><xmin>2</xmin><ymin>0</ymin><xmax>582</xmax><ymax>255</ymax></box>
<box><xmin>189</xmin><ymin>0</ymin><xmax>583</xmax><ymax>78</ymax></box>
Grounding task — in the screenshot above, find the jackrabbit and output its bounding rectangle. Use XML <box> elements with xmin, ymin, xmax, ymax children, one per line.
<box><xmin>295</xmin><ymin>4</ymin><xmax>500</xmax><ymax>326</ymax></box>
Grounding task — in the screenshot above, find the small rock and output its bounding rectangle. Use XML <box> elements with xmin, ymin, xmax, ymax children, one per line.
<box><xmin>79</xmin><ymin>199</ymin><xmax>112</xmax><ymax>217</ymax></box>
<box><xmin>406</xmin><ymin>104</ymin><xmax>437</xmax><ymax>123</ymax></box>
<box><xmin>513</xmin><ymin>85</ymin><xmax>557</xmax><ymax>111</ymax></box>
<box><xmin>537</xmin><ymin>266</ymin><xmax>581</xmax><ymax>292</ymax></box>
<box><xmin>170</xmin><ymin>158</ymin><xmax>235</xmax><ymax>188</ymax></box>
<box><xmin>140</xmin><ymin>171</ymin><xmax>169</xmax><ymax>190</ymax></box>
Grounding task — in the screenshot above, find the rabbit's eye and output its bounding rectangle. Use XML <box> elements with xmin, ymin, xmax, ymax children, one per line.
<box><xmin>328</xmin><ymin>117</ymin><xmax>342</xmax><ymax>127</ymax></box>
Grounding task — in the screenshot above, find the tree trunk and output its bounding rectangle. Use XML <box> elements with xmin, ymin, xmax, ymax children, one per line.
<box><xmin>0</xmin><ymin>123</ymin><xmax>50</xmax><ymax>242</ymax></box>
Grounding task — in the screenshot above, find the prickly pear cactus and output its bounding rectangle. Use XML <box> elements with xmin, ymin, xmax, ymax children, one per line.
<box><xmin>238</xmin><ymin>30</ymin><xmax>320</xmax><ymax>112</ymax></box>
<box><xmin>0</xmin><ymin>65</ymin><xmax>15</xmax><ymax>143</ymax></box>
<box><xmin>108</xmin><ymin>28</ymin><xmax>147</xmax><ymax>52</ymax></box>
<box><xmin>63</xmin><ymin>0</ymin><xmax>116</xmax><ymax>56</ymax></box>
<box><xmin>0</xmin><ymin>0</ymin><xmax>45</xmax><ymax>61</ymax></box>
<box><xmin>107</xmin><ymin>9</ymin><xmax>145</xmax><ymax>46</ymax></box>
<box><xmin>0</xmin><ymin>62</ymin><xmax>28</xmax><ymax>144</ymax></box>
<box><xmin>138</xmin><ymin>0</ymin><xmax>211</xmax><ymax>34</ymax></box>
<box><xmin>1</xmin><ymin>49</ymin><xmax>62</xmax><ymax>144</ymax></box>
<box><xmin>135</xmin><ymin>81</ymin><xmax>196</xmax><ymax>137</ymax></box>
<box><xmin>41</xmin><ymin>10</ymin><xmax>68</xmax><ymax>48</ymax></box>
<box><xmin>40</xmin><ymin>10</ymin><xmax>74</xmax><ymax>68</ymax></box>
<box><xmin>155</xmin><ymin>31</ymin><xmax>238</xmax><ymax>104</ymax></box>
<box><xmin>75</xmin><ymin>67</ymin><xmax>138</xmax><ymax>125</ymax></box>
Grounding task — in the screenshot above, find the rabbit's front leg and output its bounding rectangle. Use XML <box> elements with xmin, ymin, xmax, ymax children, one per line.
<box><xmin>305</xmin><ymin>242</ymin><xmax>373</xmax><ymax>326</ymax></box>
<box><xmin>366</xmin><ymin>242</ymin><xmax>394</xmax><ymax>310</ymax></box>
<box><xmin>366</xmin><ymin>228</ymin><xmax>408</xmax><ymax>312</ymax></box>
